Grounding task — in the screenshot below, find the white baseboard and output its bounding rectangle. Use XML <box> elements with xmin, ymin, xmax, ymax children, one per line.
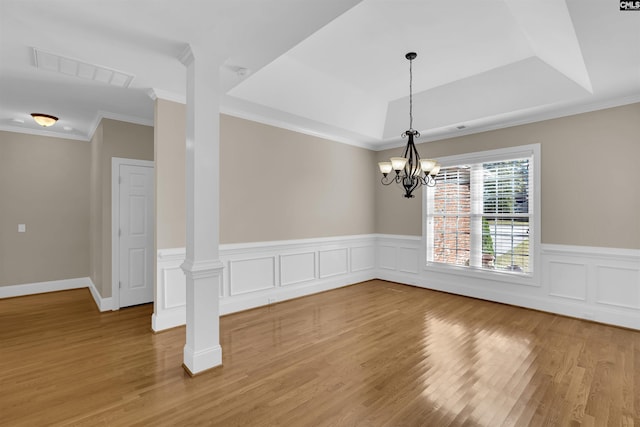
<box><xmin>0</xmin><ymin>277</ymin><xmax>90</xmax><ymax>299</ymax></box>
<box><xmin>219</xmin><ymin>271</ymin><xmax>375</xmax><ymax>315</ymax></box>
<box><xmin>0</xmin><ymin>276</ymin><xmax>114</xmax><ymax>313</ymax></box>
<box><xmin>88</xmin><ymin>278</ymin><xmax>113</xmax><ymax>312</ymax></box>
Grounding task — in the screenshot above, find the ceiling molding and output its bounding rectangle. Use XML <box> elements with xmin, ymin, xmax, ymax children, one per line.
<box><xmin>220</xmin><ymin>101</ymin><xmax>378</xmax><ymax>150</ymax></box>
<box><xmin>87</xmin><ymin>111</ymin><xmax>154</xmax><ymax>140</ymax></box>
<box><xmin>147</xmin><ymin>88</ymin><xmax>186</xmax><ymax>104</ymax></box>
<box><xmin>374</xmin><ymin>93</ymin><xmax>640</xmax><ymax>151</ymax></box>
<box><xmin>0</xmin><ymin>124</ymin><xmax>90</xmax><ymax>142</ymax></box>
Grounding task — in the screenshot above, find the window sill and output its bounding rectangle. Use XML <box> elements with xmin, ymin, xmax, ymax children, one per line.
<box><xmin>423</xmin><ymin>262</ymin><xmax>541</xmax><ymax>287</ymax></box>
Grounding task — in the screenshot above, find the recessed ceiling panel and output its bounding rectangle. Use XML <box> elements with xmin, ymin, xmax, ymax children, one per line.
<box><xmin>230</xmin><ymin>55</ymin><xmax>388</xmax><ymax>140</ymax></box>
<box><xmin>384</xmin><ymin>56</ymin><xmax>592</xmax><ymax>139</ymax></box>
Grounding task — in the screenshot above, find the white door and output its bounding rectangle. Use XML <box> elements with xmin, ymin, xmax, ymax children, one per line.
<box><xmin>118</xmin><ymin>164</ymin><xmax>154</xmax><ymax>308</ymax></box>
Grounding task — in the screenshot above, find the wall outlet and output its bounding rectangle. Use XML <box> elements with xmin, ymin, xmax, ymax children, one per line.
<box><xmin>18</xmin><ymin>224</ymin><xmax>26</xmax><ymax>233</ymax></box>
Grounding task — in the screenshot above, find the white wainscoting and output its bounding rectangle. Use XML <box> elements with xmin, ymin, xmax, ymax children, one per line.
<box><xmin>3</xmin><ymin>235</ymin><xmax>638</xmax><ymax>332</ymax></box>
<box><xmin>152</xmin><ymin>235</ymin><xmax>377</xmax><ymax>332</ymax></box>
<box><xmin>376</xmin><ymin>235</ymin><xmax>640</xmax><ymax>330</ymax></box>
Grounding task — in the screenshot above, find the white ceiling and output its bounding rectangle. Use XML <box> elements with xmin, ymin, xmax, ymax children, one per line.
<box><xmin>1</xmin><ymin>0</ymin><xmax>639</xmax><ymax>150</ymax></box>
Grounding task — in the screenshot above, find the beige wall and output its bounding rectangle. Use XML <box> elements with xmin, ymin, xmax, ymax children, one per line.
<box><xmin>0</xmin><ymin>131</ymin><xmax>90</xmax><ymax>286</ymax></box>
<box><xmin>152</xmin><ymin>110</ymin><xmax>376</xmax><ymax>246</ymax></box>
<box><xmin>376</xmin><ymin>103</ymin><xmax>640</xmax><ymax>249</ymax></box>
<box><xmin>155</xmin><ymin>99</ymin><xmax>186</xmax><ymax>250</ymax></box>
<box><xmin>89</xmin><ymin>119</ymin><xmax>154</xmax><ymax>297</ymax></box>
<box><xmin>6</xmin><ymin>102</ymin><xmax>636</xmax><ymax>292</ymax></box>
<box><xmin>89</xmin><ymin>123</ymin><xmax>104</xmax><ymax>292</ymax></box>
<box><xmin>220</xmin><ymin>114</ymin><xmax>377</xmax><ymax>243</ymax></box>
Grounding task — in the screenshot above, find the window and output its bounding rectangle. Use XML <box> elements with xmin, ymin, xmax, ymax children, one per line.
<box><xmin>425</xmin><ymin>145</ymin><xmax>539</xmax><ymax>279</ymax></box>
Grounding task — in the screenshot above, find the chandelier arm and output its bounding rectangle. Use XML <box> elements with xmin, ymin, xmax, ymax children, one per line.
<box><xmin>381</xmin><ymin>175</ymin><xmax>395</xmax><ymax>186</ymax></box>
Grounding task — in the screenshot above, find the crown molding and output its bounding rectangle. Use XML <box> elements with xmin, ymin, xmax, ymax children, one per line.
<box><xmin>219</xmin><ymin>97</ymin><xmax>378</xmax><ymax>150</ymax></box>
<box><xmin>147</xmin><ymin>88</ymin><xmax>186</xmax><ymax>104</ymax></box>
<box><xmin>88</xmin><ymin>110</ymin><xmax>154</xmax><ymax>140</ymax></box>
<box><xmin>374</xmin><ymin>93</ymin><xmax>640</xmax><ymax>151</ymax></box>
<box><xmin>0</xmin><ymin>124</ymin><xmax>90</xmax><ymax>142</ymax></box>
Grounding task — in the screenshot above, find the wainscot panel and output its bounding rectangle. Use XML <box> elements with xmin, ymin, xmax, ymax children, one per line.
<box><xmin>351</xmin><ymin>246</ymin><xmax>376</xmax><ymax>272</ymax></box>
<box><xmin>280</xmin><ymin>252</ymin><xmax>316</xmax><ymax>286</ymax></box>
<box><xmin>152</xmin><ymin>235</ymin><xmax>377</xmax><ymax>331</ymax></box>
<box><xmin>229</xmin><ymin>257</ymin><xmax>275</xmax><ymax>296</ymax></box>
<box><xmin>319</xmin><ymin>248</ymin><xmax>349</xmax><ymax>278</ymax></box>
<box><xmin>376</xmin><ymin>236</ymin><xmax>640</xmax><ymax>330</ymax></box>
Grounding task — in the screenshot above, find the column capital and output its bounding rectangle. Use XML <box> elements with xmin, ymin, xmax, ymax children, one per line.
<box><xmin>178</xmin><ymin>44</ymin><xmax>195</xmax><ymax>67</ymax></box>
<box><xmin>181</xmin><ymin>258</ymin><xmax>224</xmax><ymax>280</ymax></box>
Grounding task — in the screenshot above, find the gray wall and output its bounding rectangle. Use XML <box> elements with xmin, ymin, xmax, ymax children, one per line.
<box><xmin>3</xmin><ymin>101</ymin><xmax>638</xmax><ymax>292</ymax></box>
<box><xmin>155</xmin><ymin>99</ymin><xmax>186</xmax><ymax>251</ymax></box>
<box><xmin>375</xmin><ymin>102</ymin><xmax>640</xmax><ymax>249</ymax></box>
<box><xmin>220</xmin><ymin>114</ymin><xmax>377</xmax><ymax>243</ymax></box>
<box><xmin>0</xmin><ymin>131</ymin><xmax>90</xmax><ymax>286</ymax></box>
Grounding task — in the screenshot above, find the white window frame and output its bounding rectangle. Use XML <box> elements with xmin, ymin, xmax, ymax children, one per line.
<box><xmin>422</xmin><ymin>144</ymin><xmax>541</xmax><ymax>287</ymax></box>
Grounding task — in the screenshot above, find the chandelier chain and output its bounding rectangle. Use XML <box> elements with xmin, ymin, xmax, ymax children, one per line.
<box><xmin>409</xmin><ymin>55</ymin><xmax>413</xmax><ymax>131</ymax></box>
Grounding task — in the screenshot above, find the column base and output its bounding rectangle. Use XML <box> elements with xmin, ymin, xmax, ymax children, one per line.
<box><xmin>183</xmin><ymin>344</ymin><xmax>222</xmax><ymax>376</ymax></box>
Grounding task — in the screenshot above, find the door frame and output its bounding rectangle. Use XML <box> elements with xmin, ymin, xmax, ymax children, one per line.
<box><xmin>111</xmin><ymin>157</ymin><xmax>155</xmax><ymax>310</ymax></box>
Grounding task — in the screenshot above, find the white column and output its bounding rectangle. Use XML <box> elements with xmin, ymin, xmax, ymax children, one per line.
<box><xmin>179</xmin><ymin>45</ymin><xmax>224</xmax><ymax>375</ymax></box>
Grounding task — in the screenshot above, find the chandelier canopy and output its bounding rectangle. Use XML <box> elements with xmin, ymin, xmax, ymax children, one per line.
<box><xmin>378</xmin><ymin>52</ymin><xmax>440</xmax><ymax>198</ymax></box>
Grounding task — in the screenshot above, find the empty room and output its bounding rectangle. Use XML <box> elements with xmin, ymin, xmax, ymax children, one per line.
<box><xmin>1</xmin><ymin>1</ymin><xmax>639</xmax><ymax>426</ymax></box>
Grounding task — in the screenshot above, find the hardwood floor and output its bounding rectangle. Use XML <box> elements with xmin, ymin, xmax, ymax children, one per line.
<box><xmin>1</xmin><ymin>280</ymin><xmax>639</xmax><ymax>426</ymax></box>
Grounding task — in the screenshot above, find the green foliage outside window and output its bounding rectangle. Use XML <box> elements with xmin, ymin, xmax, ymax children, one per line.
<box><xmin>482</xmin><ymin>217</ymin><xmax>494</xmax><ymax>256</ymax></box>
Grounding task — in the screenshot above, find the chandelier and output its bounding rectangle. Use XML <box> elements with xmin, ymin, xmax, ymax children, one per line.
<box><xmin>378</xmin><ymin>52</ymin><xmax>440</xmax><ymax>198</ymax></box>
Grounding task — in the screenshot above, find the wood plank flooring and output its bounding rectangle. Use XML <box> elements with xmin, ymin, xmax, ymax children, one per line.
<box><xmin>1</xmin><ymin>280</ymin><xmax>639</xmax><ymax>426</ymax></box>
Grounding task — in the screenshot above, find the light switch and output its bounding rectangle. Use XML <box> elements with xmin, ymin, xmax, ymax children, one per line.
<box><xmin>18</xmin><ymin>224</ymin><xmax>26</xmax><ymax>233</ymax></box>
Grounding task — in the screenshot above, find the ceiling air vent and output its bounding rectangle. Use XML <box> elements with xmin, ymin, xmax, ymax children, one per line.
<box><xmin>33</xmin><ymin>48</ymin><xmax>134</xmax><ymax>88</ymax></box>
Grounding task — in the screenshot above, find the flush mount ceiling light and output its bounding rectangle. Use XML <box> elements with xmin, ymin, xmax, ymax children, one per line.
<box><xmin>378</xmin><ymin>52</ymin><xmax>440</xmax><ymax>198</ymax></box>
<box><xmin>31</xmin><ymin>113</ymin><xmax>58</xmax><ymax>127</ymax></box>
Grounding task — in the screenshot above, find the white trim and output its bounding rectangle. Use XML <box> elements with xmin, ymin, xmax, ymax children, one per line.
<box><xmin>376</xmin><ymin>234</ymin><xmax>421</xmax><ymax>241</ymax></box>
<box><xmin>88</xmin><ymin>111</ymin><xmax>154</xmax><ymax>141</ymax></box>
<box><xmin>377</xmin><ymin>234</ymin><xmax>640</xmax><ymax>330</ymax></box>
<box><xmin>422</xmin><ymin>143</ymin><xmax>542</xmax><ymax>287</ymax></box>
<box><xmin>152</xmin><ymin>234</ymin><xmax>378</xmax><ymax>332</ymax></box>
<box><xmin>0</xmin><ymin>277</ymin><xmax>90</xmax><ymax>299</ymax></box>
<box><xmin>0</xmin><ymin>277</ymin><xmax>114</xmax><ymax>312</ymax></box>
<box><xmin>87</xmin><ymin>278</ymin><xmax>113</xmax><ymax>312</ymax></box>
<box><xmin>219</xmin><ymin>271</ymin><xmax>374</xmax><ymax>315</ymax></box>
<box><xmin>374</xmin><ymin>94</ymin><xmax>640</xmax><ymax>151</ymax></box>
<box><xmin>220</xmin><ymin>234</ymin><xmax>376</xmax><ymax>252</ymax></box>
<box><xmin>111</xmin><ymin>157</ymin><xmax>155</xmax><ymax>310</ymax></box>
<box><xmin>0</xmin><ymin>124</ymin><xmax>89</xmax><ymax>142</ymax></box>
<box><xmin>219</xmin><ymin>95</ymin><xmax>378</xmax><ymax>150</ymax></box>
<box><xmin>542</xmin><ymin>243</ymin><xmax>640</xmax><ymax>260</ymax></box>
<box><xmin>3</xmin><ymin>236</ymin><xmax>638</xmax><ymax>331</ymax></box>
<box><xmin>432</xmin><ymin>143</ymin><xmax>539</xmax><ymax>167</ymax></box>
<box><xmin>147</xmin><ymin>88</ymin><xmax>186</xmax><ymax>104</ymax></box>
<box><xmin>183</xmin><ymin>344</ymin><xmax>222</xmax><ymax>375</ymax></box>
